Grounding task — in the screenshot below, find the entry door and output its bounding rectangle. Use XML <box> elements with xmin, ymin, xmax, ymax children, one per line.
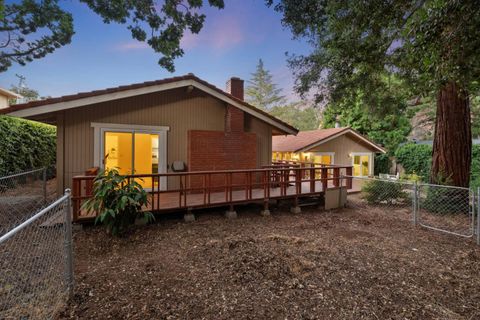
<box><xmin>352</xmin><ymin>154</ymin><xmax>370</xmax><ymax>177</ymax></box>
<box><xmin>103</xmin><ymin>131</ymin><xmax>164</xmax><ymax>189</ymax></box>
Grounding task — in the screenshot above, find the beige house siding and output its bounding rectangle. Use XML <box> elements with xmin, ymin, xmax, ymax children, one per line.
<box><xmin>245</xmin><ymin>115</ymin><xmax>272</xmax><ymax>168</ymax></box>
<box><xmin>308</xmin><ymin>133</ymin><xmax>375</xmax><ymax>174</ymax></box>
<box><xmin>272</xmin><ymin>132</ymin><xmax>378</xmax><ymax>176</ymax></box>
<box><xmin>56</xmin><ymin>89</ymin><xmax>273</xmax><ymax>193</ymax></box>
<box><xmin>0</xmin><ymin>95</ymin><xmax>8</xmax><ymax>109</ymax></box>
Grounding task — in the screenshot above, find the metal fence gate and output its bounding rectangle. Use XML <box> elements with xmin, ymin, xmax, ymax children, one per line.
<box><xmin>345</xmin><ymin>176</ymin><xmax>480</xmax><ymax>245</ymax></box>
<box><xmin>415</xmin><ymin>183</ymin><xmax>475</xmax><ymax>238</ymax></box>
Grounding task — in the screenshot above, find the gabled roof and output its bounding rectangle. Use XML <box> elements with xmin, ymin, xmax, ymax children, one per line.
<box><xmin>273</xmin><ymin>127</ymin><xmax>386</xmax><ymax>153</ymax></box>
<box><xmin>1</xmin><ymin>74</ymin><xmax>298</xmax><ymax>135</ymax></box>
<box><xmin>0</xmin><ymin>88</ymin><xmax>22</xmax><ymax>99</ymax></box>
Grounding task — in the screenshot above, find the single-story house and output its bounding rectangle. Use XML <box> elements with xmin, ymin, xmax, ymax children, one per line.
<box><xmin>272</xmin><ymin>128</ymin><xmax>386</xmax><ymax>177</ymax></box>
<box><xmin>1</xmin><ymin>74</ymin><xmax>298</xmax><ymax>194</ymax></box>
<box><xmin>0</xmin><ymin>87</ymin><xmax>22</xmax><ymax>108</ymax></box>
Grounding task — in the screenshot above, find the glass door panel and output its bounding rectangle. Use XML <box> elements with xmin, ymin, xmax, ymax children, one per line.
<box><xmin>313</xmin><ymin>154</ymin><xmax>332</xmax><ymax>178</ymax></box>
<box><xmin>353</xmin><ymin>155</ymin><xmax>369</xmax><ymax>176</ymax></box>
<box><xmin>133</xmin><ymin>133</ymin><xmax>159</xmax><ymax>188</ymax></box>
<box><xmin>104</xmin><ymin>132</ymin><xmax>133</xmax><ymax>175</ymax></box>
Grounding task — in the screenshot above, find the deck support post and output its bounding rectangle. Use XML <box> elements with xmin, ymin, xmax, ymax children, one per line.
<box><xmin>184</xmin><ymin>210</ymin><xmax>195</xmax><ymax>222</ymax></box>
<box><xmin>290</xmin><ymin>197</ymin><xmax>301</xmax><ymax>214</ymax></box>
<box><xmin>225</xmin><ymin>204</ymin><xmax>237</xmax><ymax>219</ymax></box>
<box><xmin>260</xmin><ymin>201</ymin><xmax>270</xmax><ymax>216</ymax></box>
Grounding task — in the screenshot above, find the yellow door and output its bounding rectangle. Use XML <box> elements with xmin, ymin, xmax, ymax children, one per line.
<box><xmin>353</xmin><ymin>155</ymin><xmax>370</xmax><ymax>176</ymax></box>
<box><xmin>134</xmin><ymin>133</ymin><xmax>159</xmax><ymax>188</ymax></box>
<box><xmin>104</xmin><ymin>132</ymin><xmax>133</xmax><ymax>175</ymax></box>
<box><xmin>313</xmin><ymin>155</ymin><xmax>332</xmax><ymax>165</ymax></box>
<box><xmin>104</xmin><ymin>131</ymin><xmax>160</xmax><ymax>188</ymax></box>
<box><xmin>312</xmin><ymin>154</ymin><xmax>333</xmax><ymax>178</ymax></box>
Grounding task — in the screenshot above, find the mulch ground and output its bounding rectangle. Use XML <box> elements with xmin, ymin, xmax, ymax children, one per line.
<box><xmin>58</xmin><ymin>200</ymin><xmax>480</xmax><ymax>320</ymax></box>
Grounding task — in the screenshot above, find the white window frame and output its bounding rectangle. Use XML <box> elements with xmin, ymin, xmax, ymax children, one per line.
<box><xmin>351</xmin><ymin>152</ymin><xmax>373</xmax><ymax>177</ymax></box>
<box><xmin>91</xmin><ymin>122</ymin><xmax>169</xmax><ymax>190</ymax></box>
<box><xmin>311</xmin><ymin>152</ymin><xmax>335</xmax><ymax>165</ymax></box>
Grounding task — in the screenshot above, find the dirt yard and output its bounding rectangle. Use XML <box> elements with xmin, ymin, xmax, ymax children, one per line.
<box><xmin>58</xmin><ymin>201</ymin><xmax>480</xmax><ymax>320</ymax></box>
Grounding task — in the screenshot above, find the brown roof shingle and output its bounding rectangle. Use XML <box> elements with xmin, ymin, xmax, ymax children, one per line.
<box><xmin>273</xmin><ymin>128</ymin><xmax>347</xmax><ymax>152</ymax></box>
<box><xmin>272</xmin><ymin>127</ymin><xmax>386</xmax><ymax>153</ymax></box>
<box><xmin>1</xmin><ymin>74</ymin><xmax>298</xmax><ymax>134</ymax></box>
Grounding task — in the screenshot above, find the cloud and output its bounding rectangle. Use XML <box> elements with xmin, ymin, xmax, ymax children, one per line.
<box><xmin>114</xmin><ymin>41</ymin><xmax>149</xmax><ymax>51</ymax></box>
<box><xmin>181</xmin><ymin>15</ymin><xmax>246</xmax><ymax>52</ymax></box>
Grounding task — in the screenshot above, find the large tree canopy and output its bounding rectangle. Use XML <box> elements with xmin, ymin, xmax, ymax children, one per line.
<box><xmin>268</xmin><ymin>0</ymin><xmax>480</xmax><ymax>187</ymax></box>
<box><xmin>0</xmin><ymin>0</ymin><xmax>224</xmax><ymax>72</ymax></box>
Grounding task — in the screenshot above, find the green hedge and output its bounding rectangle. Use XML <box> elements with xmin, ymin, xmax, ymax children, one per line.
<box><xmin>395</xmin><ymin>143</ymin><xmax>480</xmax><ymax>187</ymax></box>
<box><xmin>0</xmin><ymin>116</ymin><xmax>56</xmax><ymax>176</ymax></box>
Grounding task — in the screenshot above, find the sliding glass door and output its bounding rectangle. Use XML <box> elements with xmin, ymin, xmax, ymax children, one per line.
<box><xmin>352</xmin><ymin>154</ymin><xmax>370</xmax><ymax>177</ymax></box>
<box><xmin>103</xmin><ymin>131</ymin><xmax>162</xmax><ymax>188</ymax></box>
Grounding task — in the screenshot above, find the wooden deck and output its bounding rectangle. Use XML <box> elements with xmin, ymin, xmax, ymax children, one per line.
<box><xmin>72</xmin><ymin>165</ymin><xmax>356</xmax><ymax>222</ymax></box>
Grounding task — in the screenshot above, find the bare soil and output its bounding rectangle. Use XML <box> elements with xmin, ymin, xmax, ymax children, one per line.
<box><xmin>58</xmin><ymin>201</ymin><xmax>480</xmax><ymax>320</ymax></box>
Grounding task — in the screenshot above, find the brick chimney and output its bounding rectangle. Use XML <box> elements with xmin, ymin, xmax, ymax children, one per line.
<box><xmin>225</xmin><ymin>77</ymin><xmax>244</xmax><ymax>132</ymax></box>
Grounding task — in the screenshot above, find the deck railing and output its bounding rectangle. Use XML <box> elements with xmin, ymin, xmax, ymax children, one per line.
<box><xmin>72</xmin><ymin>165</ymin><xmax>353</xmax><ymax>222</ymax></box>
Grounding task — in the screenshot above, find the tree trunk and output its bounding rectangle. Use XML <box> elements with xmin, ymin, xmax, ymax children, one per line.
<box><xmin>430</xmin><ymin>82</ymin><xmax>471</xmax><ymax>187</ymax></box>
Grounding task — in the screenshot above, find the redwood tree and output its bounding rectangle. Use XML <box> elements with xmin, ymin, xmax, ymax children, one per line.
<box><xmin>268</xmin><ymin>0</ymin><xmax>480</xmax><ymax>186</ymax></box>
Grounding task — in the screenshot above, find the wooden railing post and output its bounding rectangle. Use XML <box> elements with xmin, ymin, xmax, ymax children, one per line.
<box><xmin>295</xmin><ymin>169</ymin><xmax>301</xmax><ymax>195</ymax></box>
<box><xmin>346</xmin><ymin>167</ymin><xmax>353</xmax><ymax>189</ymax></box>
<box><xmin>310</xmin><ymin>168</ymin><xmax>315</xmax><ymax>193</ymax></box>
<box><xmin>321</xmin><ymin>167</ymin><xmax>328</xmax><ymax>191</ymax></box>
<box><xmin>333</xmin><ymin>167</ymin><xmax>340</xmax><ymax>187</ymax></box>
<box><xmin>72</xmin><ymin>178</ymin><xmax>80</xmax><ymax>222</ymax></box>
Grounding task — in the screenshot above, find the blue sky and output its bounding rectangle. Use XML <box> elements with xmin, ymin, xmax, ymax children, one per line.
<box><xmin>1</xmin><ymin>0</ymin><xmax>310</xmax><ymax>101</ymax></box>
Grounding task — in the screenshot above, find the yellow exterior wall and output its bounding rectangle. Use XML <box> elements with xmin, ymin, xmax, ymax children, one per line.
<box><xmin>56</xmin><ymin>89</ymin><xmax>274</xmax><ymax>193</ymax></box>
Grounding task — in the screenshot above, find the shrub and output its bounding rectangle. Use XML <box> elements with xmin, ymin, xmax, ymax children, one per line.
<box><xmin>82</xmin><ymin>169</ymin><xmax>154</xmax><ymax>236</ymax></box>
<box><xmin>422</xmin><ymin>186</ymin><xmax>470</xmax><ymax>215</ymax></box>
<box><xmin>361</xmin><ymin>179</ymin><xmax>410</xmax><ymax>205</ymax></box>
<box><xmin>395</xmin><ymin>143</ymin><xmax>480</xmax><ymax>188</ymax></box>
<box><xmin>374</xmin><ymin>154</ymin><xmax>391</xmax><ymax>175</ymax></box>
<box><xmin>394</xmin><ymin>143</ymin><xmax>432</xmax><ymax>179</ymax></box>
<box><xmin>0</xmin><ymin>115</ymin><xmax>56</xmax><ymax>176</ymax></box>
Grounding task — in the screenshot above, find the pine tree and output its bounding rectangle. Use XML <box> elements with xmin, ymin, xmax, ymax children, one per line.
<box><xmin>245</xmin><ymin>59</ymin><xmax>285</xmax><ymax>110</ymax></box>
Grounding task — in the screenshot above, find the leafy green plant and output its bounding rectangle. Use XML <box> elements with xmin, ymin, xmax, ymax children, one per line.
<box><xmin>0</xmin><ymin>115</ymin><xmax>56</xmax><ymax>176</ymax></box>
<box><xmin>82</xmin><ymin>169</ymin><xmax>154</xmax><ymax>236</ymax></box>
<box><xmin>400</xmin><ymin>173</ymin><xmax>422</xmax><ymax>183</ymax></box>
<box><xmin>361</xmin><ymin>179</ymin><xmax>410</xmax><ymax>205</ymax></box>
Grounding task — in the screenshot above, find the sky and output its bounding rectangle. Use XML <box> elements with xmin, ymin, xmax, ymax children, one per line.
<box><xmin>1</xmin><ymin>0</ymin><xmax>311</xmax><ymax>102</ymax></box>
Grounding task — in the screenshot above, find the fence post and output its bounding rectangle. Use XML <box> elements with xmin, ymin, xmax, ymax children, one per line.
<box><xmin>412</xmin><ymin>181</ymin><xmax>418</xmax><ymax>226</ymax></box>
<box><xmin>63</xmin><ymin>188</ymin><xmax>74</xmax><ymax>295</ymax></box>
<box><xmin>42</xmin><ymin>167</ymin><xmax>47</xmax><ymax>205</ymax></box>
<box><xmin>477</xmin><ymin>187</ymin><xmax>480</xmax><ymax>245</ymax></box>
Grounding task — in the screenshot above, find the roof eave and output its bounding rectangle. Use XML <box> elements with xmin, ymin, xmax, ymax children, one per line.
<box><xmin>3</xmin><ymin>77</ymin><xmax>298</xmax><ymax>135</ymax></box>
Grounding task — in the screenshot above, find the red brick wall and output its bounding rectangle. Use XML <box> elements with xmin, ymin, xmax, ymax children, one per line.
<box><xmin>225</xmin><ymin>105</ymin><xmax>244</xmax><ymax>133</ymax></box>
<box><xmin>188</xmin><ymin>130</ymin><xmax>257</xmax><ymax>189</ymax></box>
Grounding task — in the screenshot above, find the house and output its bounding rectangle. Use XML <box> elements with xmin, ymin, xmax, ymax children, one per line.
<box><xmin>0</xmin><ymin>88</ymin><xmax>22</xmax><ymax>109</ymax></box>
<box><xmin>272</xmin><ymin>128</ymin><xmax>386</xmax><ymax>177</ymax></box>
<box><xmin>1</xmin><ymin>74</ymin><xmax>298</xmax><ymax>195</ymax></box>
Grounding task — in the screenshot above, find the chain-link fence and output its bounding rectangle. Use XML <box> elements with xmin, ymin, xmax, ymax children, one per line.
<box><xmin>0</xmin><ymin>168</ymin><xmax>57</xmax><ymax>236</ymax></box>
<box><xmin>417</xmin><ymin>183</ymin><xmax>474</xmax><ymax>238</ymax></box>
<box><xmin>0</xmin><ymin>190</ymin><xmax>73</xmax><ymax>319</ymax></box>
<box><xmin>344</xmin><ymin>176</ymin><xmax>479</xmax><ymax>243</ymax></box>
